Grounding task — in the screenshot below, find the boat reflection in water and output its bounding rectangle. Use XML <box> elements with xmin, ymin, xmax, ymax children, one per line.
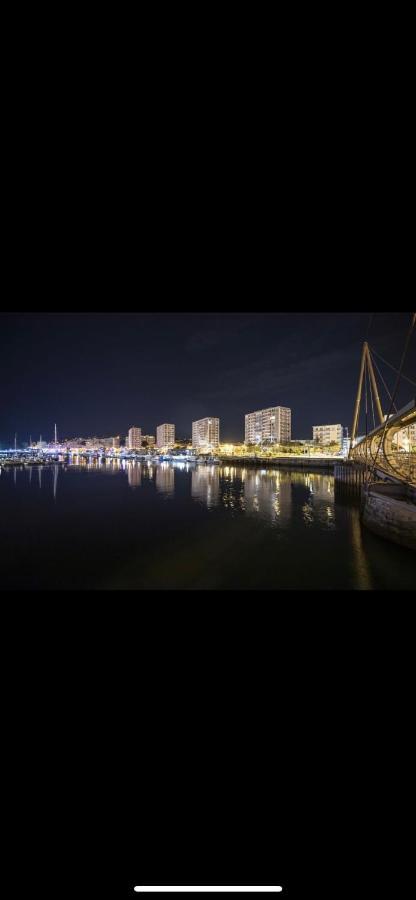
<box><xmin>53</xmin><ymin>465</ymin><xmax>59</xmax><ymax>501</ymax></box>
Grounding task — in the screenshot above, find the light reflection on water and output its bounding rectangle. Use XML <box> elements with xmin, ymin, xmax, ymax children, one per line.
<box><xmin>7</xmin><ymin>459</ymin><xmax>337</xmax><ymax>527</ymax></box>
<box><xmin>156</xmin><ymin>462</ymin><xmax>175</xmax><ymax>495</ymax></box>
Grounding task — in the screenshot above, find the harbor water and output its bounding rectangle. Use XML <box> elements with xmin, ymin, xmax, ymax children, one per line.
<box><xmin>0</xmin><ymin>459</ymin><xmax>414</xmax><ymax>590</ymax></box>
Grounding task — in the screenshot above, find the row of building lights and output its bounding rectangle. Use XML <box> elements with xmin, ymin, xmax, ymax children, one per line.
<box><xmin>8</xmin><ymin>407</ymin><xmax>416</xmax><ymax>453</ymax></box>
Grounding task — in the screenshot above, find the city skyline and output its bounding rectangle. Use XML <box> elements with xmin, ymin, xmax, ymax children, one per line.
<box><xmin>1</xmin><ymin>311</ymin><xmax>415</xmax><ymax>593</ymax></box>
<box><xmin>1</xmin><ymin>312</ymin><xmax>415</xmax><ymax>447</ymax></box>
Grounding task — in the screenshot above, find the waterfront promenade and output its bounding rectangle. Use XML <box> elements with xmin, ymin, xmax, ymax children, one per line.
<box><xmin>217</xmin><ymin>454</ymin><xmax>338</xmax><ymax>469</ymax></box>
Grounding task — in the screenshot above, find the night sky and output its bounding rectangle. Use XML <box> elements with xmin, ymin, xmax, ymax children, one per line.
<box><xmin>1</xmin><ymin>312</ymin><xmax>414</xmax><ymax>447</ymax></box>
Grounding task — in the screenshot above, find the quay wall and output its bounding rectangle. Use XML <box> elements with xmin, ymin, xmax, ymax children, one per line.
<box><xmin>335</xmin><ymin>461</ymin><xmax>416</xmax><ymax>551</ymax></box>
<box><xmin>361</xmin><ymin>488</ymin><xmax>416</xmax><ymax>551</ymax></box>
<box><xmin>334</xmin><ymin>461</ymin><xmax>369</xmax><ymax>493</ymax></box>
<box><xmin>217</xmin><ymin>456</ymin><xmax>336</xmax><ymax>470</ymax></box>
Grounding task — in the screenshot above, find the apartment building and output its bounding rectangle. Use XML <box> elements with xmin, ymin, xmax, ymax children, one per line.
<box><xmin>156</xmin><ymin>423</ymin><xmax>175</xmax><ymax>449</ymax></box>
<box><xmin>83</xmin><ymin>436</ymin><xmax>120</xmax><ymax>449</ymax></box>
<box><xmin>192</xmin><ymin>417</ymin><xmax>220</xmax><ymax>450</ymax></box>
<box><xmin>142</xmin><ymin>434</ymin><xmax>155</xmax><ymax>448</ymax></box>
<box><xmin>313</xmin><ymin>424</ymin><xmax>347</xmax><ymax>446</ymax></box>
<box><xmin>245</xmin><ymin>407</ymin><xmax>291</xmax><ymax>445</ymax></box>
<box><xmin>127</xmin><ymin>426</ymin><xmax>142</xmax><ymax>450</ymax></box>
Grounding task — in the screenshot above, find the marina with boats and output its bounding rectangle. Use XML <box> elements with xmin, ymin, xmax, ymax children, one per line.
<box><xmin>0</xmin><ymin>448</ymin><xmax>222</xmax><ymax>469</ymax></box>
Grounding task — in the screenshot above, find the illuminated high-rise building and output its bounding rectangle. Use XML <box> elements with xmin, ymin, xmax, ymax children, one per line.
<box><xmin>127</xmin><ymin>426</ymin><xmax>142</xmax><ymax>450</ymax></box>
<box><xmin>157</xmin><ymin>424</ymin><xmax>175</xmax><ymax>449</ymax></box>
<box><xmin>192</xmin><ymin>417</ymin><xmax>220</xmax><ymax>450</ymax></box>
<box><xmin>245</xmin><ymin>407</ymin><xmax>291</xmax><ymax>445</ymax></box>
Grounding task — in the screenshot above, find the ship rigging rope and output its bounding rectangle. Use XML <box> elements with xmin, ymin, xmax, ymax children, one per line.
<box><xmin>364</xmin><ymin>356</ymin><xmax>369</xmax><ymax>467</ymax></box>
<box><xmin>369</xmin><ymin>312</ymin><xmax>416</xmax><ymax>480</ymax></box>
<box><xmin>368</xmin><ymin>346</ymin><xmax>416</xmax><ymax>388</ymax></box>
<box><xmin>368</xmin><ymin>356</ymin><xmax>376</xmax><ymax>432</ymax></box>
<box><xmin>370</xmin><ymin>352</ymin><xmax>398</xmax><ymax>414</ymax></box>
<box><xmin>364</xmin><ymin>355</ymin><xmax>368</xmax><ymax>432</ymax></box>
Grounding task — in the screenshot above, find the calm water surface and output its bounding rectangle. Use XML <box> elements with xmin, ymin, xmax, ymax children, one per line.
<box><xmin>0</xmin><ymin>460</ymin><xmax>414</xmax><ymax>589</ymax></box>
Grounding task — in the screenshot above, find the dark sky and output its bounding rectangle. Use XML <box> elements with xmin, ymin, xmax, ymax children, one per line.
<box><xmin>1</xmin><ymin>312</ymin><xmax>414</xmax><ymax>446</ymax></box>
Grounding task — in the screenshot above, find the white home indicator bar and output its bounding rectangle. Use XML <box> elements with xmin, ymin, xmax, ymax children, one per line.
<box><xmin>134</xmin><ymin>890</ymin><xmax>283</xmax><ymax>894</ymax></box>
